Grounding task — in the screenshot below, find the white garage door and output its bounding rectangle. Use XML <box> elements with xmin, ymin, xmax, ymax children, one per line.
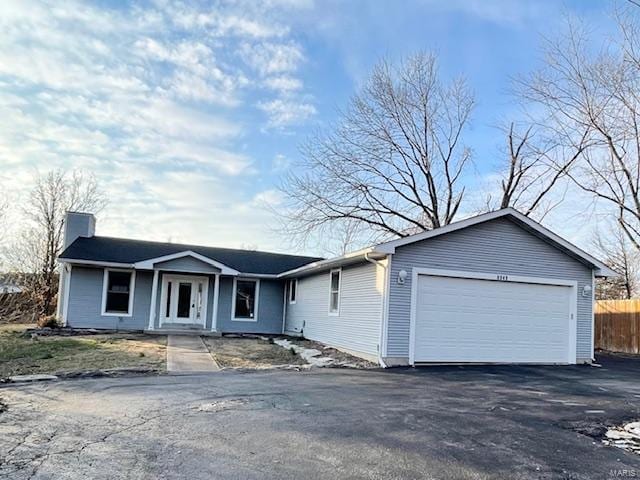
<box><xmin>412</xmin><ymin>273</ymin><xmax>575</xmax><ymax>364</ymax></box>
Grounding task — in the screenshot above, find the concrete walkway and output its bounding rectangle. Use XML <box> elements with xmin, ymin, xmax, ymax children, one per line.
<box><xmin>167</xmin><ymin>335</ymin><xmax>220</xmax><ymax>374</ymax></box>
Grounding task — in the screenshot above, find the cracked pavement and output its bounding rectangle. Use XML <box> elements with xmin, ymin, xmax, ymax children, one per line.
<box><xmin>1</xmin><ymin>354</ymin><xmax>640</xmax><ymax>479</ymax></box>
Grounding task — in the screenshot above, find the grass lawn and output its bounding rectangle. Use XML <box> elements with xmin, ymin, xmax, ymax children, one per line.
<box><xmin>0</xmin><ymin>324</ymin><xmax>167</xmax><ymax>378</ymax></box>
<box><xmin>203</xmin><ymin>336</ymin><xmax>308</xmax><ymax>368</ymax></box>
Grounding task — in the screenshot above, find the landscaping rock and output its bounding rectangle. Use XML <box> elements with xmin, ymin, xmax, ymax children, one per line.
<box><xmin>23</xmin><ymin>327</ymin><xmax>140</xmax><ymax>337</ymax></box>
<box><xmin>603</xmin><ymin>420</ymin><xmax>640</xmax><ymax>454</ymax></box>
<box><xmin>273</xmin><ymin>338</ymin><xmax>373</xmax><ymax>368</ymax></box>
<box><xmin>8</xmin><ymin>374</ymin><xmax>59</xmax><ymax>383</ymax></box>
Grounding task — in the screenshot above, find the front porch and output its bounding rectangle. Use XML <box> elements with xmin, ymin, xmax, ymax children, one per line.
<box><xmin>142</xmin><ymin>250</ymin><xmax>285</xmax><ymax>336</ymax></box>
<box><xmin>145</xmin><ymin>325</ymin><xmax>222</xmax><ymax>337</ymax></box>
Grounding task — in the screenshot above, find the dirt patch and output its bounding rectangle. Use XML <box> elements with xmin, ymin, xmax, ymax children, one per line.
<box><xmin>202</xmin><ymin>336</ymin><xmax>308</xmax><ymax>368</ymax></box>
<box><xmin>562</xmin><ymin>416</ymin><xmax>640</xmax><ymax>455</ymax></box>
<box><xmin>195</xmin><ymin>398</ymin><xmax>248</xmax><ymax>412</ymax></box>
<box><xmin>283</xmin><ymin>338</ymin><xmax>377</xmax><ymax>368</ymax></box>
<box><xmin>562</xmin><ymin>419</ymin><xmax>612</xmax><ymax>439</ymax></box>
<box><xmin>0</xmin><ymin>324</ymin><xmax>167</xmax><ymax>378</ymax></box>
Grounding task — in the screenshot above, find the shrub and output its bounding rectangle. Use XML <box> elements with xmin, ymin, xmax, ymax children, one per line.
<box><xmin>36</xmin><ymin>314</ymin><xmax>60</xmax><ymax>329</ymax></box>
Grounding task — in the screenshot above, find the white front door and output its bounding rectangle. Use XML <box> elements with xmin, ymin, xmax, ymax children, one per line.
<box><xmin>160</xmin><ymin>275</ymin><xmax>208</xmax><ymax>326</ymax></box>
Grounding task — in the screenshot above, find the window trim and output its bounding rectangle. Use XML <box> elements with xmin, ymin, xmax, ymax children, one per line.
<box><xmin>232</xmin><ymin>277</ymin><xmax>260</xmax><ymax>322</ymax></box>
<box><xmin>328</xmin><ymin>268</ymin><xmax>341</xmax><ymax>316</ymax></box>
<box><xmin>101</xmin><ymin>268</ymin><xmax>136</xmax><ymax>317</ymax></box>
<box><xmin>288</xmin><ymin>278</ymin><xmax>298</xmax><ymax>304</ymax></box>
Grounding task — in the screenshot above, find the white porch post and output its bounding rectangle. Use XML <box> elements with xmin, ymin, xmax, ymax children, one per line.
<box><xmin>58</xmin><ymin>264</ymin><xmax>72</xmax><ymax>327</ymax></box>
<box><xmin>148</xmin><ymin>269</ymin><xmax>159</xmax><ymax>330</ymax></box>
<box><xmin>56</xmin><ymin>264</ymin><xmax>66</xmax><ymax>321</ymax></box>
<box><xmin>211</xmin><ymin>274</ymin><xmax>220</xmax><ymax>331</ymax></box>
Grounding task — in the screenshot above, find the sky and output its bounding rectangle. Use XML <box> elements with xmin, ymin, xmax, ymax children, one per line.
<box><xmin>0</xmin><ymin>0</ymin><xmax>618</xmax><ymax>256</ymax></box>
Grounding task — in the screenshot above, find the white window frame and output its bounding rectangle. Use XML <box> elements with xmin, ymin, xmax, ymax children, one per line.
<box><xmin>101</xmin><ymin>268</ymin><xmax>136</xmax><ymax>317</ymax></box>
<box><xmin>232</xmin><ymin>277</ymin><xmax>260</xmax><ymax>322</ymax></box>
<box><xmin>328</xmin><ymin>268</ymin><xmax>341</xmax><ymax>316</ymax></box>
<box><xmin>288</xmin><ymin>278</ymin><xmax>298</xmax><ymax>304</ymax></box>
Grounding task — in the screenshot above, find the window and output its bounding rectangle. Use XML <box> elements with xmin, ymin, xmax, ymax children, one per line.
<box><xmin>102</xmin><ymin>270</ymin><xmax>135</xmax><ymax>316</ymax></box>
<box><xmin>329</xmin><ymin>269</ymin><xmax>341</xmax><ymax>315</ymax></box>
<box><xmin>288</xmin><ymin>279</ymin><xmax>297</xmax><ymax>304</ymax></box>
<box><xmin>233</xmin><ymin>279</ymin><xmax>259</xmax><ymax>321</ymax></box>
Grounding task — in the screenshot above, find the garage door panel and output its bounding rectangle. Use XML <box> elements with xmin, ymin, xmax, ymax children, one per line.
<box><xmin>413</xmin><ymin>275</ymin><xmax>572</xmax><ymax>363</ymax></box>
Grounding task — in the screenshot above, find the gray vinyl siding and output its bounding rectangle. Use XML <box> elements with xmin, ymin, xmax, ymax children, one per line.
<box><xmin>154</xmin><ymin>257</ymin><xmax>221</xmax><ymax>274</ymax></box>
<box><xmin>66</xmin><ymin>266</ymin><xmax>151</xmax><ymax>330</ymax></box>
<box><xmin>216</xmin><ymin>277</ymin><xmax>284</xmax><ymax>334</ymax></box>
<box><xmin>66</xmin><ymin>268</ymin><xmax>283</xmax><ymax>333</ymax></box>
<box><xmin>285</xmin><ymin>262</ymin><xmax>383</xmax><ymax>358</ymax></box>
<box><xmin>387</xmin><ymin>217</ymin><xmax>594</xmax><ymax>361</ymax></box>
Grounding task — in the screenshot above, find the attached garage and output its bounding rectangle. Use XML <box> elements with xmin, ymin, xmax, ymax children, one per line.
<box><xmin>410</xmin><ymin>270</ymin><xmax>576</xmax><ymax>364</ymax></box>
<box><xmin>282</xmin><ymin>207</ymin><xmax>616</xmax><ymax>367</ymax></box>
<box><xmin>377</xmin><ymin>208</ymin><xmax>617</xmax><ymax>367</ymax></box>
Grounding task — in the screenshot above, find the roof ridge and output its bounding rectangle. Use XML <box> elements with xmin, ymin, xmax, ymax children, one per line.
<box><xmin>88</xmin><ymin>235</ymin><xmax>324</xmax><ymax>260</ymax></box>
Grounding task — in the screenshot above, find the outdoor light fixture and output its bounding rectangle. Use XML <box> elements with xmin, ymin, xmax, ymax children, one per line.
<box><xmin>398</xmin><ymin>269</ymin><xmax>408</xmax><ymax>284</ymax></box>
<box><xmin>582</xmin><ymin>284</ymin><xmax>592</xmax><ymax>297</ymax></box>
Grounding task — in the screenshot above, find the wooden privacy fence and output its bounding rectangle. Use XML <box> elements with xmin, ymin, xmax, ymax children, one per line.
<box><xmin>595</xmin><ymin>299</ymin><xmax>640</xmax><ymax>354</ymax></box>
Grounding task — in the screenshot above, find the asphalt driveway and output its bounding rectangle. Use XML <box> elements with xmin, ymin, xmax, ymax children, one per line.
<box><xmin>1</xmin><ymin>355</ymin><xmax>640</xmax><ymax>480</ymax></box>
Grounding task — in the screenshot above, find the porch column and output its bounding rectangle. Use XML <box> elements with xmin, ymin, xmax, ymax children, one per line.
<box><xmin>148</xmin><ymin>269</ymin><xmax>159</xmax><ymax>330</ymax></box>
<box><xmin>211</xmin><ymin>274</ymin><xmax>220</xmax><ymax>331</ymax></box>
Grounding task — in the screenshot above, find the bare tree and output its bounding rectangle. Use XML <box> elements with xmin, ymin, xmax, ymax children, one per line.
<box><xmin>8</xmin><ymin>170</ymin><xmax>106</xmax><ymax>320</ymax></box>
<box><xmin>593</xmin><ymin>222</ymin><xmax>639</xmax><ymax>299</ymax></box>
<box><xmin>312</xmin><ymin>218</ymin><xmax>375</xmax><ymax>257</ymax></box>
<box><xmin>279</xmin><ymin>52</ymin><xmax>474</xmax><ymax>248</ymax></box>
<box><xmin>486</xmin><ymin>123</ymin><xmax>589</xmax><ymax>219</ymax></box>
<box><xmin>518</xmin><ymin>11</ymin><xmax>640</xmax><ymax>248</ymax></box>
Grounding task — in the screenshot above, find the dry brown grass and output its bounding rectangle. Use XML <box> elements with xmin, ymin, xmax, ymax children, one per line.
<box><xmin>0</xmin><ymin>324</ymin><xmax>166</xmax><ymax>377</ymax></box>
<box><xmin>203</xmin><ymin>336</ymin><xmax>308</xmax><ymax>368</ymax></box>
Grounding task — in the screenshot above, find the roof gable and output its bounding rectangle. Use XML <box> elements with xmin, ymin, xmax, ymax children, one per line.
<box><xmin>374</xmin><ymin>208</ymin><xmax>616</xmax><ymax>277</ymax></box>
<box><xmin>135</xmin><ymin>251</ymin><xmax>239</xmax><ymax>275</ymax></box>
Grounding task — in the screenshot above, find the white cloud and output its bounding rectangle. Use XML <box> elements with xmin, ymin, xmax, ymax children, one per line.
<box><xmin>241</xmin><ymin>41</ymin><xmax>305</xmax><ymax>75</ymax></box>
<box><xmin>252</xmin><ymin>189</ymin><xmax>283</xmax><ymax>208</ymax></box>
<box><xmin>272</xmin><ymin>153</ymin><xmax>291</xmax><ymax>172</ymax></box>
<box><xmin>0</xmin><ymin>0</ymin><xmax>316</xmax><ymax>252</ymax></box>
<box><xmin>264</xmin><ymin>76</ymin><xmax>303</xmax><ymax>93</ymax></box>
<box><xmin>258</xmin><ymin>98</ymin><xmax>317</xmax><ymax>128</ymax></box>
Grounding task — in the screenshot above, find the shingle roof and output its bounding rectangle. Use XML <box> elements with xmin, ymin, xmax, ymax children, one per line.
<box><xmin>59</xmin><ymin>236</ymin><xmax>323</xmax><ymax>275</ymax></box>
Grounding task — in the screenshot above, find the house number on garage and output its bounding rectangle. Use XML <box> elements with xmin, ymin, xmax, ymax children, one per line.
<box><xmin>496</xmin><ymin>275</ymin><xmax>509</xmax><ymax>281</ymax></box>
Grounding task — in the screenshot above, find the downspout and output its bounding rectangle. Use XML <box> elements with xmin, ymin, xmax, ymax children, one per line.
<box><xmin>364</xmin><ymin>252</ymin><xmax>388</xmax><ymax>368</ymax></box>
<box><xmin>281</xmin><ymin>281</ymin><xmax>287</xmax><ymax>335</ymax></box>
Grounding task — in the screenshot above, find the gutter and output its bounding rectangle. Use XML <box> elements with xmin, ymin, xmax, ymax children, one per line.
<box><xmin>278</xmin><ymin>247</ymin><xmax>386</xmax><ymax>278</ymax></box>
<box><xmin>57</xmin><ymin>258</ymin><xmax>281</xmax><ymax>278</ymax></box>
